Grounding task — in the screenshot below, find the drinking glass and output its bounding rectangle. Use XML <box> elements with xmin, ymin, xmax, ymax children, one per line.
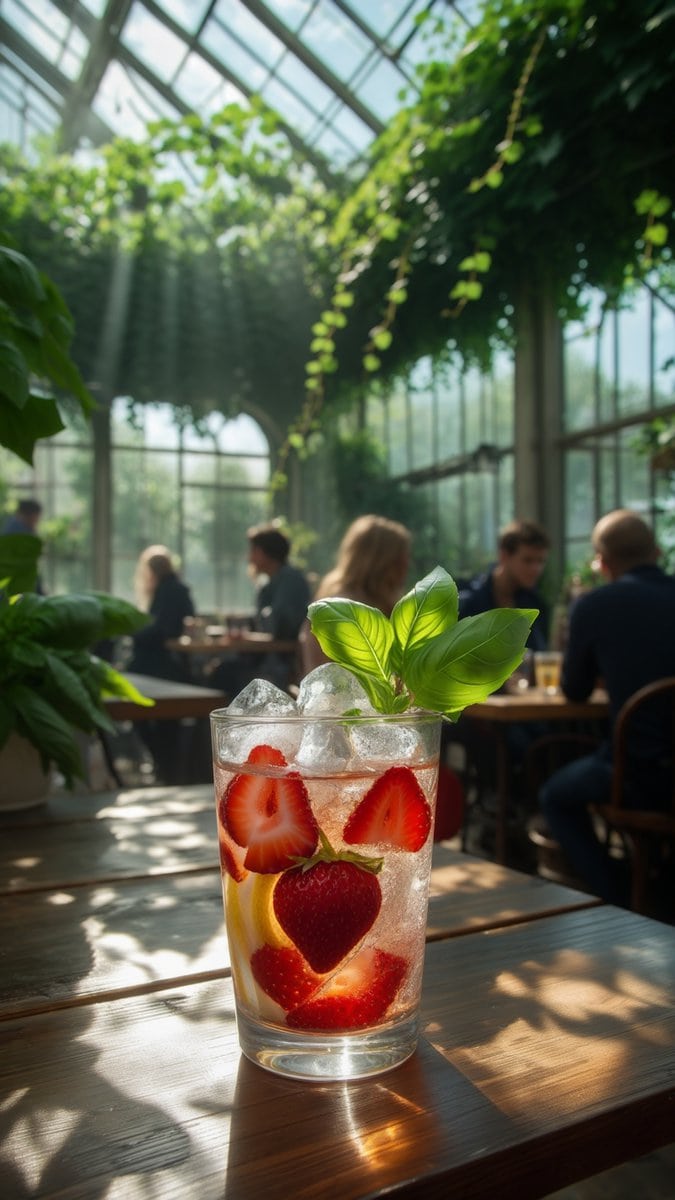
<box><xmin>210</xmin><ymin>708</ymin><xmax>442</xmax><ymax>1081</ymax></box>
<box><xmin>534</xmin><ymin>650</ymin><xmax>562</xmax><ymax>694</ymax></box>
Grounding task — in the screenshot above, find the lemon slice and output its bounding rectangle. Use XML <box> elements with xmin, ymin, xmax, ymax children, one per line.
<box><xmin>249</xmin><ymin>874</ymin><xmax>291</xmax><ymax>949</ymax></box>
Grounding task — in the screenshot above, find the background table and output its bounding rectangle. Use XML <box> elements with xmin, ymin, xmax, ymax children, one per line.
<box><xmin>1</xmin><ymin>783</ymin><xmax>672</xmax><ymax>1199</ymax></box>
<box><xmin>461</xmin><ymin>688</ymin><xmax>610</xmax><ymax>864</ymax></box>
<box><xmin>105</xmin><ymin>673</ymin><xmax>227</xmax><ymax>721</ymax></box>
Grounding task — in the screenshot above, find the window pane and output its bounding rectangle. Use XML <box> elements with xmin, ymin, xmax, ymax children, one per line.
<box><xmin>565</xmin><ymin>449</ymin><xmax>595</xmax><ymax>542</ymax></box>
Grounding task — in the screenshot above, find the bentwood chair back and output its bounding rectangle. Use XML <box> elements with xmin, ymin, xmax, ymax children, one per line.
<box><xmin>594</xmin><ymin>676</ymin><xmax>675</xmax><ymax>915</ymax></box>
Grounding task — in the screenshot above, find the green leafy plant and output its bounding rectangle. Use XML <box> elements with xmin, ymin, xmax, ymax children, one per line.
<box><xmin>0</xmin><ymin>242</ymin><xmax>154</xmax><ymax>788</ymax></box>
<box><xmin>0</xmin><ymin>234</ymin><xmax>95</xmax><ymax>464</ymax></box>
<box><xmin>0</xmin><ymin>535</ymin><xmax>152</xmax><ymax>785</ymax></box>
<box><xmin>309</xmin><ymin>565</ymin><xmax>536</xmax><ymax>718</ymax></box>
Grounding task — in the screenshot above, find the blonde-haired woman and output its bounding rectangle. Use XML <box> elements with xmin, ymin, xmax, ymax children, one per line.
<box><xmin>300</xmin><ymin>514</ymin><xmax>411</xmax><ymax>675</ymax></box>
<box><xmin>128</xmin><ymin>545</ymin><xmax>195</xmax><ymax>783</ymax></box>
<box><xmin>128</xmin><ymin>545</ymin><xmax>194</xmax><ymax>680</ymax></box>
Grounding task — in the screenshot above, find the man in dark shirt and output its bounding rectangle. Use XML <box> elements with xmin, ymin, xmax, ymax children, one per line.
<box><xmin>458</xmin><ymin>518</ymin><xmax>550</xmax><ymax>650</ymax></box>
<box><xmin>211</xmin><ymin>523</ymin><xmax>310</xmax><ymax>697</ymax></box>
<box><xmin>539</xmin><ymin>509</ymin><xmax>675</xmax><ymax>903</ymax></box>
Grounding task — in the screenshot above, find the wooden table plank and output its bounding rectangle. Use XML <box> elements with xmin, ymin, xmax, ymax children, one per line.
<box><xmin>427</xmin><ymin>845</ymin><xmax>600</xmax><ymax>939</ymax></box>
<box><xmin>0</xmin><ymin>845</ymin><xmax>600</xmax><ymax>1019</ymax></box>
<box><xmin>0</xmin><ymin>783</ymin><xmax>216</xmax><ymax>828</ymax></box>
<box><xmin>0</xmin><ymin>870</ymin><xmax>226</xmax><ymax>1019</ymax></box>
<box><xmin>1</xmin><ymin>906</ymin><xmax>672</xmax><ymax>1200</ymax></box>
<box><xmin>0</xmin><ymin>803</ymin><xmax>219</xmax><ymax>893</ymax></box>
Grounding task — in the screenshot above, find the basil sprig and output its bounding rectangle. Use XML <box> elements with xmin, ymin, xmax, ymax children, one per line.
<box><xmin>308</xmin><ymin>565</ymin><xmax>537</xmax><ymax>719</ymax></box>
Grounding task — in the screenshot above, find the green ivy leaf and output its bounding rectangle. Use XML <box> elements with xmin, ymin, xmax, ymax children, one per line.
<box><xmin>648</xmin><ymin>223</ymin><xmax>668</xmax><ymax>246</ymax></box>
<box><xmin>372</xmin><ymin>329</ymin><xmax>393</xmax><ymax>351</ymax></box>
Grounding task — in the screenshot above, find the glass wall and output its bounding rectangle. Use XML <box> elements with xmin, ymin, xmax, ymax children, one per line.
<box><xmin>562</xmin><ymin>282</ymin><xmax>675</xmax><ymax>575</ymax></box>
<box><xmin>365</xmin><ymin>348</ymin><xmax>516</xmax><ymax>580</ymax></box>
<box><xmin>0</xmin><ymin>401</ymin><xmax>271</xmax><ymax>612</ymax></box>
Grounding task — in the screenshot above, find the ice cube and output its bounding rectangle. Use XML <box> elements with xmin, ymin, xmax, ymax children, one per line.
<box><xmin>213</xmin><ymin>678</ymin><xmax>301</xmax><ymax>765</ymax></box>
<box><xmin>295</xmin><ymin>720</ymin><xmax>353</xmax><ymax>775</ymax></box>
<box><xmin>349</xmin><ymin>721</ymin><xmax>424</xmax><ymax>766</ymax></box>
<box><xmin>227</xmin><ymin>678</ymin><xmax>297</xmax><ymax>716</ymax></box>
<box><xmin>296</xmin><ymin>663</ymin><xmax>375</xmax><ymax>716</ymax></box>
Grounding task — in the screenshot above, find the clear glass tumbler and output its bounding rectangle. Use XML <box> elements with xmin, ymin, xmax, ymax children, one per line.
<box><xmin>210</xmin><ymin>708</ymin><xmax>442</xmax><ymax>1081</ymax></box>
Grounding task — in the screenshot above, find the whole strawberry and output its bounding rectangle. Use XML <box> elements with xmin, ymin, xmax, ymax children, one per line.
<box><xmin>273</xmin><ymin>835</ymin><xmax>383</xmax><ymax>974</ymax></box>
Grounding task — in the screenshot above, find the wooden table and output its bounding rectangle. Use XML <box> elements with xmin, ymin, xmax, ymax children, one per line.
<box><xmin>461</xmin><ymin>688</ymin><xmax>610</xmax><ymax>864</ymax></box>
<box><xmin>1</xmin><ymin>784</ymin><xmax>672</xmax><ymax>1199</ymax></box>
<box><xmin>167</xmin><ymin>633</ymin><xmax>299</xmax><ymax>656</ymax></box>
<box><xmin>105</xmin><ymin>673</ymin><xmax>228</xmax><ymax>721</ymax></box>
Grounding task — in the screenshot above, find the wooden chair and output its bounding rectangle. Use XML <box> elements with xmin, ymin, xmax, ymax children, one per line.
<box><xmin>594</xmin><ymin>677</ymin><xmax>675</xmax><ymax>916</ymax></box>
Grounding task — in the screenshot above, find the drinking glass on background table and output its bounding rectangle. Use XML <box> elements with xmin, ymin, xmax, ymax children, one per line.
<box><xmin>211</xmin><ymin>671</ymin><xmax>442</xmax><ymax>1081</ymax></box>
<box><xmin>504</xmin><ymin>648</ymin><xmax>533</xmax><ymax>693</ymax></box>
<box><xmin>534</xmin><ymin>650</ymin><xmax>563</xmax><ymax>694</ymax></box>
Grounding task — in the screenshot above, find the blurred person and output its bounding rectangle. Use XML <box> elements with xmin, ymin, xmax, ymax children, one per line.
<box><xmin>128</xmin><ymin>545</ymin><xmax>195</xmax><ymax>679</ymax></box>
<box><xmin>2</xmin><ymin>497</ymin><xmax>42</xmax><ymax>535</ymax></box>
<box><xmin>539</xmin><ymin>509</ymin><xmax>675</xmax><ymax>904</ymax></box>
<box><xmin>2</xmin><ymin>497</ymin><xmax>45</xmax><ymax>593</ymax></box>
<box><xmin>449</xmin><ymin>520</ymin><xmax>552</xmax><ymax>847</ymax></box>
<box><xmin>127</xmin><ymin>545</ymin><xmax>195</xmax><ymax>783</ymax></box>
<box><xmin>458</xmin><ymin>518</ymin><xmax>551</xmax><ymax>650</ymax></box>
<box><xmin>210</xmin><ymin>523</ymin><xmax>311</xmax><ymax>696</ymax></box>
<box><xmin>300</xmin><ymin>514</ymin><xmax>411</xmax><ymax>674</ymax></box>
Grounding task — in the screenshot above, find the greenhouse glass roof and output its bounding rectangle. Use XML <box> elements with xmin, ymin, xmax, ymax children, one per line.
<box><xmin>0</xmin><ymin>0</ymin><xmax>479</xmax><ymax>168</ymax></box>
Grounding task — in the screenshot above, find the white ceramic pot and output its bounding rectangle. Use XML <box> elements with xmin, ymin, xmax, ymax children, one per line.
<box><xmin>0</xmin><ymin>732</ymin><xmax>53</xmax><ymax>810</ymax></box>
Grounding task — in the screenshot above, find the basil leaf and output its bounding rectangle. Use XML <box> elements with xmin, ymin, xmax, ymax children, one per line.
<box><xmin>403</xmin><ymin>609</ymin><xmax>538</xmax><ymax>717</ymax></box>
<box><xmin>308</xmin><ymin>598</ymin><xmax>399</xmax><ymax>711</ymax></box>
<box><xmin>392</xmin><ymin>566</ymin><xmax>458</xmax><ymax>662</ymax></box>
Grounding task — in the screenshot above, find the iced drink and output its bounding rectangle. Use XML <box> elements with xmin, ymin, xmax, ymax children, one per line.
<box><xmin>211</xmin><ymin>669</ymin><xmax>441</xmax><ymax>1080</ymax></box>
<box><xmin>534</xmin><ymin>650</ymin><xmax>562</xmax><ymax>694</ymax></box>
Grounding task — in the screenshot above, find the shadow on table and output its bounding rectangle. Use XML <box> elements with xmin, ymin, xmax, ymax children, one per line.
<box><xmin>0</xmin><ymin>1005</ymin><xmax>193</xmax><ymax>1199</ymax></box>
<box><xmin>422</xmin><ymin>908</ymin><xmax>673</xmax><ymax>1131</ymax></box>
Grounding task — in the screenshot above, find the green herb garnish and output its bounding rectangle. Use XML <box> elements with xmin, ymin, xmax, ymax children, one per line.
<box><xmin>308</xmin><ymin>565</ymin><xmax>537</xmax><ymax>720</ymax></box>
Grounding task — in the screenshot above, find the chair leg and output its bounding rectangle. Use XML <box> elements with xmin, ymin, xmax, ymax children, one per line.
<box><xmin>629</xmin><ymin>835</ymin><xmax>649</xmax><ymax>915</ymax></box>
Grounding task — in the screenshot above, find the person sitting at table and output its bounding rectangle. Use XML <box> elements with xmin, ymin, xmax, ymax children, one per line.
<box><xmin>210</xmin><ymin>522</ymin><xmax>311</xmax><ymax>697</ymax></box>
<box><xmin>450</xmin><ymin>520</ymin><xmax>552</xmax><ymax>852</ymax></box>
<box><xmin>127</xmin><ymin>545</ymin><xmax>195</xmax><ymax>782</ymax></box>
<box><xmin>539</xmin><ymin>509</ymin><xmax>675</xmax><ymax>905</ymax></box>
<box><xmin>458</xmin><ymin>518</ymin><xmax>551</xmax><ymax>650</ymax></box>
<box><xmin>299</xmin><ymin>513</ymin><xmax>411</xmax><ymax>674</ymax></box>
<box><xmin>128</xmin><ymin>545</ymin><xmax>195</xmax><ymax>680</ymax></box>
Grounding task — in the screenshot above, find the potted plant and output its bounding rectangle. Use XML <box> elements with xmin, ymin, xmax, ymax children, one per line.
<box><xmin>0</xmin><ymin>535</ymin><xmax>152</xmax><ymax>807</ymax></box>
<box><xmin>0</xmin><ymin>237</ymin><xmax>152</xmax><ymax>807</ymax></box>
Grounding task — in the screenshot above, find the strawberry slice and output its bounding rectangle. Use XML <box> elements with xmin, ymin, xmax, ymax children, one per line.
<box><xmin>218</xmin><ymin>836</ymin><xmax>247</xmax><ymax>883</ymax></box>
<box><xmin>251</xmin><ymin>944</ymin><xmax>321</xmax><ymax>1010</ymax></box>
<box><xmin>343</xmin><ymin>765</ymin><xmax>431</xmax><ymax>852</ymax></box>
<box><xmin>273</xmin><ymin>857</ymin><xmax>382</xmax><ymax>973</ymax></box>
<box><xmin>287</xmin><ymin>948</ymin><xmax>408</xmax><ymax>1030</ymax></box>
<box><xmin>222</xmin><ymin>745</ymin><xmax>318</xmax><ymax>874</ymax></box>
